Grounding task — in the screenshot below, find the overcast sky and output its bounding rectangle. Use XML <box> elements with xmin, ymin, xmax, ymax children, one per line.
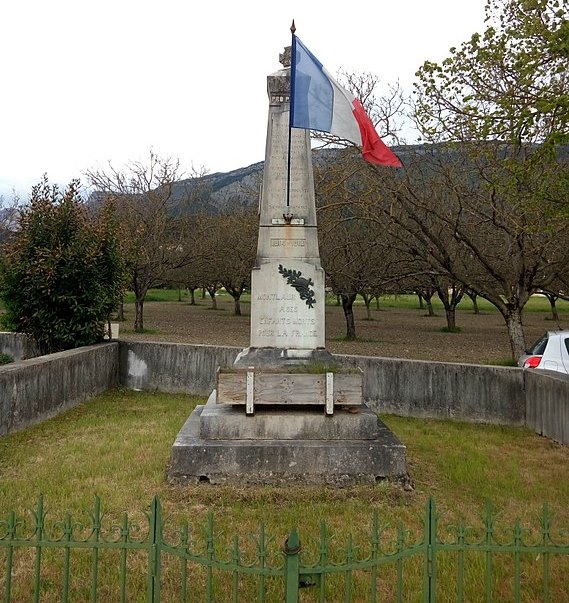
<box><xmin>0</xmin><ymin>0</ymin><xmax>487</xmax><ymax>199</ymax></box>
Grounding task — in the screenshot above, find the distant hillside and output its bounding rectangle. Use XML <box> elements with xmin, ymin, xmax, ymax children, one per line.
<box><xmin>91</xmin><ymin>143</ymin><xmax>566</xmax><ymax>215</ymax></box>
<box><xmin>168</xmin><ymin>145</ymin><xmax>422</xmax><ymax>213</ymax></box>
<box><xmin>170</xmin><ymin>161</ymin><xmax>263</xmax><ymax>214</ymax></box>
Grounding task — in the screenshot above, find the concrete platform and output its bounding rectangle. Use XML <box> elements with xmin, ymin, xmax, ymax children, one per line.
<box><xmin>200</xmin><ymin>402</ymin><xmax>382</xmax><ymax>440</ymax></box>
<box><xmin>233</xmin><ymin>346</ymin><xmax>336</xmax><ymax>369</ymax></box>
<box><xmin>168</xmin><ymin>392</ymin><xmax>408</xmax><ymax>486</ymax></box>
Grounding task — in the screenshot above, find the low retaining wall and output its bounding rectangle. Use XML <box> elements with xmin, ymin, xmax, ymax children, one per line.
<box><xmin>119</xmin><ymin>341</ymin><xmax>240</xmax><ymax>395</ymax></box>
<box><xmin>338</xmin><ymin>355</ymin><xmax>526</xmax><ymax>425</ymax></box>
<box><xmin>2</xmin><ymin>339</ymin><xmax>568</xmax><ymax>445</ymax></box>
<box><xmin>525</xmin><ymin>369</ymin><xmax>569</xmax><ymax>445</ymax></box>
<box><xmin>0</xmin><ymin>343</ymin><xmax>119</xmax><ymax>436</ymax></box>
<box><xmin>120</xmin><ymin>342</ymin><xmax>528</xmax><ymax>426</ymax></box>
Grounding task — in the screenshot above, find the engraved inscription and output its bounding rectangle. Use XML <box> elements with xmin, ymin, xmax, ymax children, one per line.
<box><xmin>263</xmin><ymin>124</ymin><xmax>313</xmax><ymax>212</ymax></box>
<box><xmin>256</xmin><ymin>329</ymin><xmax>318</xmax><ymax>338</ymax></box>
<box><xmin>259</xmin><ymin>317</ymin><xmax>316</xmax><ymax>326</ymax></box>
<box><xmin>270</xmin><ymin>238</ymin><xmax>306</xmax><ymax>248</ymax></box>
<box><xmin>256</xmin><ymin>293</ymin><xmax>294</xmax><ymax>301</ymax></box>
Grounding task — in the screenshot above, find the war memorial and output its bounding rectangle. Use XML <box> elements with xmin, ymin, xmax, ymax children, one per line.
<box><xmin>167</xmin><ymin>40</ymin><xmax>407</xmax><ymax>485</ymax></box>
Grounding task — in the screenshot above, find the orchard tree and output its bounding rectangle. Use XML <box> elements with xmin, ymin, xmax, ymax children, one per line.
<box><xmin>410</xmin><ymin>0</ymin><xmax>569</xmax><ymax>357</ymax></box>
<box><xmin>316</xmin><ymin>152</ymin><xmax>417</xmax><ymax>339</ymax></box>
<box><xmin>167</xmin><ymin>213</ymin><xmax>212</xmax><ymax>305</ymax></box>
<box><xmin>215</xmin><ymin>209</ymin><xmax>257</xmax><ymax>316</ymax></box>
<box><xmin>0</xmin><ymin>177</ymin><xmax>125</xmax><ymax>354</ymax></box>
<box><xmin>86</xmin><ymin>152</ymin><xmax>208</xmax><ymax>331</ymax></box>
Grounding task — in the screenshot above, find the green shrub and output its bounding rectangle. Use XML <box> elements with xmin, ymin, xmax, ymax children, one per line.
<box><xmin>0</xmin><ymin>177</ymin><xmax>126</xmax><ymax>355</ymax></box>
<box><xmin>0</xmin><ymin>353</ymin><xmax>14</xmax><ymax>365</ymax></box>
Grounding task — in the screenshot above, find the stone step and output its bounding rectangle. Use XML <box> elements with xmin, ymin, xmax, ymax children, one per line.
<box><xmin>168</xmin><ymin>404</ymin><xmax>408</xmax><ymax>486</ymax></box>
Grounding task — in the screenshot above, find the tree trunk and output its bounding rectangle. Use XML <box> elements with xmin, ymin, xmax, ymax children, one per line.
<box><xmin>208</xmin><ymin>289</ymin><xmax>217</xmax><ymax>310</ymax></box>
<box><xmin>336</xmin><ymin>294</ymin><xmax>341</xmax><ymax>306</ymax></box>
<box><xmin>421</xmin><ymin>288</ymin><xmax>436</xmax><ymax>316</ymax></box>
<box><xmin>436</xmin><ymin>283</ymin><xmax>464</xmax><ymax>331</ymax></box>
<box><xmin>188</xmin><ymin>287</ymin><xmax>196</xmax><ymax>305</ymax></box>
<box><xmin>445</xmin><ymin>307</ymin><xmax>457</xmax><ymax>331</ymax></box>
<box><xmin>201</xmin><ymin>287</ymin><xmax>206</xmax><ymax>299</ymax></box>
<box><xmin>362</xmin><ymin>293</ymin><xmax>372</xmax><ymax>320</ymax></box>
<box><xmin>466</xmin><ymin>290</ymin><xmax>479</xmax><ymax>314</ymax></box>
<box><xmin>375</xmin><ymin>295</ymin><xmax>380</xmax><ymax>310</ymax></box>
<box><xmin>134</xmin><ymin>297</ymin><xmax>144</xmax><ymax>332</ymax></box>
<box><xmin>504</xmin><ymin>306</ymin><xmax>527</xmax><ymax>359</ymax></box>
<box><xmin>116</xmin><ymin>301</ymin><xmax>125</xmax><ymax>321</ymax></box>
<box><xmin>416</xmin><ymin>291</ymin><xmax>425</xmax><ymax>310</ymax></box>
<box><xmin>545</xmin><ymin>293</ymin><xmax>559</xmax><ymax>321</ymax></box>
<box><xmin>177</xmin><ymin>286</ymin><xmax>182</xmax><ymax>302</ymax></box>
<box><xmin>233</xmin><ymin>295</ymin><xmax>241</xmax><ymax>316</ymax></box>
<box><xmin>341</xmin><ymin>293</ymin><xmax>357</xmax><ymax>340</ymax></box>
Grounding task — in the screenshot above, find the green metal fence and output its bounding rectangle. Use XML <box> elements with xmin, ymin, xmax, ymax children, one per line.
<box><xmin>1</xmin><ymin>496</ymin><xmax>568</xmax><ymax>602</ymax></box>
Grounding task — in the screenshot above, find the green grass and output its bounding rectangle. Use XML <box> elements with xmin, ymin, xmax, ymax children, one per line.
<box><xmin>488</xmin><ymin>357</ymin><xmax>519</xmax><ymax>366</ymax></box>
<box><xmin>130</xmin><ymin>289</ymin><xmax>569</xmax><ymax>314</ymax></box>
<box><xmin>122</xmin><ymin>288</ymin><xmax>190</xmax><ymax>303</ymax></box>
<box><xmin>370</xmin><ymin>293</ymin><xmax>569</xmax><ymax>314</ymax></box>
<box><xmin>1</xmin><ymin>390</ymin><xmax>568</xmax><ymax>600</ymax></box>
<box><xmin>3</xmin><ymin>390</ymin><xmax>568</xmax><ymax>517</ymax></box>
<box><xmin>439</xmin><ymin>325</ymin><xmax>462</xmax><ymax>333</ymax></box>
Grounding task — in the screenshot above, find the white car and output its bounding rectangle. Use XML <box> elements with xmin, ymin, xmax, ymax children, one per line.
<box><xmin>518</xmin><ymin>331</ymin><xmax>569</xmax><ymax>375</ymax></box>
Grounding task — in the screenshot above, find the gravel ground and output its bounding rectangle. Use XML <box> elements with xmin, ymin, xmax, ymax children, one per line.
<box><xmin>117</xmin><ymin>298</ymin><xmax>568</xmax><ymax>364</ymax></box>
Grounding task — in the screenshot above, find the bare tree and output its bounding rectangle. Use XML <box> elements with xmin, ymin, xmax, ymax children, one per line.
<box><xmin>0</xmin><ymin>190</ymin><xmax>21</xmax><ymax>248</ymax></box>
<box><xmin>316</xmin><ymin>153</ymin><xmax>417</xmax><ymax>339</ymax></box>
<box><xmin>86</xmin><ymin>151</ymin><xmax>208</xmax><ymax>331</ymax></box>
<box><xmin>215</xmin><ymin>209</ymin><xmax>257</xmax><ymax>316</ymax></box>
<box><xmin>360</xmin><ymin>146</ymin><xmax>569</xmax><ymax>357</ymax></box>
<box><xmin>408</xmin><ymin>0</ymin><xmax>569</xmax><ymax>357</ymax></box>
<box><xmin>166</xmin><ymin>212</ymin><xmax>212</xmax><ymax>305</ymax></box>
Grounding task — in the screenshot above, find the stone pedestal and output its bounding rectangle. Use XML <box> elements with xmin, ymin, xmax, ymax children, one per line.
<box><xmin>168</xmin><ymin>393</ymin><xmax>407</xmax><ymax>485</ymax></box>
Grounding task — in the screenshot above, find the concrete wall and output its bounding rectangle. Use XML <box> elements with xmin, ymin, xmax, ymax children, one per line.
<box><xmin>119</xmin><ymin>341</ymin><xmax>240</xmax><ymax>395</ymax></box>
<box><xmin>2</xmin><ymin>339</ymin><xmax>568</xmax><ymax>445</ymax></box>
<box><xmin>119</xmin><ymin>342</ymin><xmax>528</xmax><ymax>426</ymax></box>
<box><xmin>0</xmin><ymin>343</ymin><xmax>119</xmax><ymax>436</ymax></box>
<box><xmin>338</xmin><ymin>355</ymin><xmax>526</xmax><ymax>425</ymax></box>
<box><xmin>525</xmin><ymin>369</ymin><xmax>569</xmax><ymax>445</ymax></box>
<box><xmin>0</xmin><ymin>332</ymin><xmax>38</xmax><ymax>361</ymax></box>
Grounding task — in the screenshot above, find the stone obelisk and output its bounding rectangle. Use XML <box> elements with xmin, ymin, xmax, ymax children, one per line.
<box><xmin>167</xmin><ymin>42</ymin><xmax>407</xmax><ymax>486</ymax></box>
<box><xmin>235</xmin><ymin>45</ymin><xmax>333</xmax><ymax>367</ymax></box>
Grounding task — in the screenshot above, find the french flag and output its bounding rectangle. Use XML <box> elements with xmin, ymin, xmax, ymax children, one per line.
<box><xmin>290</xmin><ymin>36</ymin><xmax>402</xmax><ymax>168</ymax></box>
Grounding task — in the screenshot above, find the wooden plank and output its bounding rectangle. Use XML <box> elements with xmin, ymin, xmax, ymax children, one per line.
<box><xmin>217</xmin><ymin>371</ymin><xmax>247</xmax><ymax>403</ymax></box>
<box><xmin>334</xmin><ymin>372</ymin><xmax>363</xmax><ymax>406</ymax></box>
<box><xmin>325</xmin><ymin>372</ymin><xmax>334</xmax><ymax>415</ymax></box>
<box><xmin>246</xmin><ymin>370</ymin><xmax>254</xmax><ymax>415</ymax></box>
<box><xmin>254</xmin><ymin>373</ymin><xmax>325</xmax><ymax>405</ymax></box>
<box><xmin>216</xmin><ymin>369</ymin><xmax>363</xmax><ymax>406</ymax></box>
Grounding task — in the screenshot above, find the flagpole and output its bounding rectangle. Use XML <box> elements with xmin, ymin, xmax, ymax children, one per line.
<box><xmin>286</xmin><ymin>20</ymin><xmax>296</xmax><ymax>214</ymax></box>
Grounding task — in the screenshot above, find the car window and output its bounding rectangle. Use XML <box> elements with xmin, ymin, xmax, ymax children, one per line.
<box><xmin>527</xmin><ymin>333</ymin><xmax>548</xmax><ymax>355</ymax></box>
<box><xmin>565</xmin><ymin>337</ymin><xmax>569</xmax><ymax>355</ymax></box>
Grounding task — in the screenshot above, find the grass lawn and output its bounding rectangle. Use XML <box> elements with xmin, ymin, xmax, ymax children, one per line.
<box><xmin>122</xmin><ymin>288</ymin><xmax>569</xmax><ymax>314</ymax></box>
<box><xmin>1</xmin><ymin>390</ymin><xmax>568</xmax><ymax>600</ymax></box>
<box><xmin>2</xmin><ymin>289</ymin><xmax>569</xmax><ymax>599</ymax></box>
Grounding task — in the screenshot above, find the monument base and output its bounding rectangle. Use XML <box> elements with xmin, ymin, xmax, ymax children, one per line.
<box><xmin>167</xmin><ymin>392</ymin><xmax>408</xmax><ymax>486</ymax></box>
<box><xmin>233</xmin><ymin>346</ymin><xmax>336</xmax><ymax>369</ymax></box>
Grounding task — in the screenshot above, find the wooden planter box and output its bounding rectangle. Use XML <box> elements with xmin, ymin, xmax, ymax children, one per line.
<box><xmin>216</xmin><ymin>367</ymin><xmax>363</xmax><ymax>415</ymax></box>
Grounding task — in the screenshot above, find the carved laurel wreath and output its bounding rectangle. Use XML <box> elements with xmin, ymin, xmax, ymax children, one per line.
<box><xmin>278</xmin><ymin>264</ymin><xmax>316</xmax><ymax>308</ymax></box>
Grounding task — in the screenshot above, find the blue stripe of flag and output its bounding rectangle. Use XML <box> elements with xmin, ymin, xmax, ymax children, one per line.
<box><xmin>291</xmin><ymin>36</ymin><xmax>334</xmax><ymax>133</ymax></box>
